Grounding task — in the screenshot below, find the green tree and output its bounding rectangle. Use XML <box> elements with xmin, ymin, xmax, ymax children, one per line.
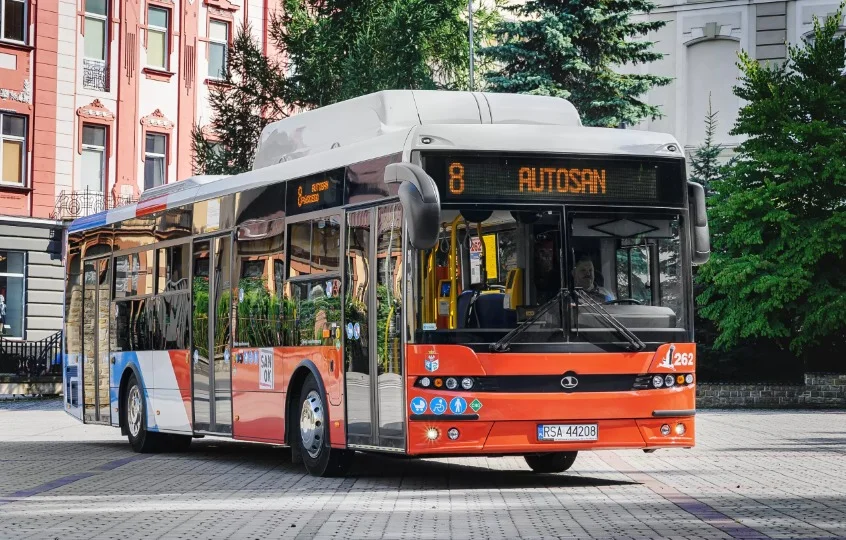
<box><xmin>192</xmin><ymin>24</ymin><xmax>290</xmax><ymax>175</ymax></box>
<box><xmin>272</xmin><ymin>0</ymin><xmax>496</xmax><ymax>108</ymax></box>
<box><xmin>480</xmin><ymin>0</ymin><xmax>672</xmax><ymax>127</ymax></box>
<box><xmin>688</xmin><ymin>94</ymin><xmax>722</xmax><ymax>197</ymax></box>
<box><xmin>697</xmin><ymin>6</ymin><xmax>846</xmax><ymax>360</ymax></box>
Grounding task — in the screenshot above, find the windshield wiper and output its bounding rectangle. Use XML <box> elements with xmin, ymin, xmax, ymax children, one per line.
<box><xmin>490</xmin><ymin>289</ymin><xmax>566</xmax><ymax>352</ymax></box>
<box><xmin>573</xmin><ymin>289</ymin><xmax>646</xmax><ymax>351</ymax></box>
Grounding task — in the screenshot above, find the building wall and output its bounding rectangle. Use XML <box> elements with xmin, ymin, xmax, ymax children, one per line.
<box><xmin>631</xmin><ymin>0</ymin><xmax>845</xmax><ymax>156</ymax></box>
<box><xmin>0</xmin><ymin>0</ymin><xmax>280</xmax><ymax>343</ymax></box>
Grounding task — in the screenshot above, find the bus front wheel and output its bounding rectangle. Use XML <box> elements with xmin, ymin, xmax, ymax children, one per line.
<box><xmin>524</xmin><ymin>451</ymin><xmax>578</xmax><ymax>473</ymax></box>
<box><xmin>124</xmin><ymin>374</ymin><xmax>162</xmax><ymax>453</ymax></box>
<box><xmin>296</xmin><ymin>374</ymin><xmax>354</xmax><ymax>477</ymax></box>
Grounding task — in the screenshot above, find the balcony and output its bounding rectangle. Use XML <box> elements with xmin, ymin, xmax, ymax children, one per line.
<box><xmin>51</xmin><ymin>189</ymin><xmax>136</xmax><ymax>221</ymax></box>
<box><xmin>82</xmin><ymin>59</ymin><xmax>110</xmax><ymax>92</ymax></box>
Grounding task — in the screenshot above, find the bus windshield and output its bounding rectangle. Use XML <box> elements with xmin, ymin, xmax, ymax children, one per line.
<box><xmin>410</xmin><ymin>208</ymin><xmax>687</xmax><ymax>349</ymax></box>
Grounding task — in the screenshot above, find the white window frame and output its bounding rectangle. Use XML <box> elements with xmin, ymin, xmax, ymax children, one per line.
<box><xmin>83</xmin><ymin>0</ymin><xmax>108</xmax><ymax>61</ymax></box>
<box><xmin>144</xmin><ymin>132</ymin><xmax>167</xmax><ymax>190</ymax></box>
<box><xmin>81</xmin><ymin>124</ymin><xmax>106</xmax><ymax>194</ymax></box>
<box><xmin>208</xmin><ymin>20</ymin><xmax>229</xmax><ymax>79</ymax></box>
<box><xmin>0</xmin><ymin>112</ymin><xmax>27</xmax><ymax>187</ymax></box>
<box><xmin>0</xmin><ymin>250</ymin><xmax>26</xmax><ymax>339</ymax></box>
<box><xmin>0</xmin><ymin>0</ymin><xmax>27</xmax><ymax>44</ymax></box>
<box><xmin>146</xmin><ymin>6</ymin><xmax>169</xmax><ymax>70</ymax></box>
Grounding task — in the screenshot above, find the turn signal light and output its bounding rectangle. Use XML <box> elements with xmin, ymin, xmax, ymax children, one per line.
<box><xmin>433</xmin><ymin>378</ymin><xmax>443</xmax><ymax>388</ymax></box>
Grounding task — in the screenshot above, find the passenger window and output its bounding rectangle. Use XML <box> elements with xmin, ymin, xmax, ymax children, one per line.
<box><xmin>234</xmin><ymin>222</ymin><xmax>286</xmax><ymax>348</ymax></box>
<box><xmin>288</xmin><ymin>221</ymin><xmax>311</xmax><ymax>277</ymax></box>
<box><xmin>311</xmin><ymin>216</ymin><xmax>341</xmax><ymax>273</ymax></box>
<box><xmin>157</xmin><ymin>244</ymin><xmax>189</xmax><ymax>293</ymax></box>
<box><xmin>114</xmin><ymin>250</ymin><xmax>154</xmax><ymax>298</ymax></box>
<box><xmin>288</xmin><ymin>216</ymin><xmax>341</xmax><ymax>277</ymax></box>
<box><xmin>285</xmin><ymin>278</ymin><xmax>341</xmax><ymax>347</ymax></box>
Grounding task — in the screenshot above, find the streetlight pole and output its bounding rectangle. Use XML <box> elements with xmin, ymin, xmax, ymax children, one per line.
<box><xmin>468</xmin><ymin>0</ymin><xmax>475</xmax><ymax>91</ymax></box>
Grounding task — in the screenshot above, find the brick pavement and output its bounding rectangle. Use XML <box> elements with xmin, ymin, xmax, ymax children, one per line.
<box><xmin>0</xmin><ymin>400</ymin><xmax>844</xmax><ymax>539</ymax></box>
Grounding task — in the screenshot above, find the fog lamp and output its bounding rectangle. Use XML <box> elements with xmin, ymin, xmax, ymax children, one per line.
<box><xmin>426</xmin><ymin>428</ymin><xmax>440</xmax><ymax>441</ymax></box>
<box><xmin>660</xmin><ymin>424</ymin><xmax>671</xmax><ymax>436</ymax></box>
<box><xmin>447</xmin><ymin>428</ymin><xmax>460</xmax><ymax>440</ymax></box>
<box><xmin>675</xmin><ymin>423</ymin><xmax>686</xmax><ymax>436</ymax></box>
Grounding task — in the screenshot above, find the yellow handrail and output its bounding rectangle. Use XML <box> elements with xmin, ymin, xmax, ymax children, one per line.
<box><xmin>448</xmin><ymin>215</ymin><xmax>462</xmax><ymax>329</ymax></box>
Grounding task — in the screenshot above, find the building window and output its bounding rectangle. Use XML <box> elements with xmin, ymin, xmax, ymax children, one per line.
<box><xmin>81</xmin><ymin>125</ymin><xmax>106</xmax><ymax>194</ymax></box>
<box><xmin>147</xmin><ymin>6</ymin><xmax>169</xmax><ymax>70</ymax></box>
<box><xmin>0</xmin><ymin>251</ymin><xmax>25</xmax><ymax>338</ymax></box>
<box><xmin>84</xmin><ymin>0</ymin><xmax>107</xmax><ymax>60</ymax></box>
<box><xmin>144</xmin><ymin>133</ymin><xmax>167</xmax><ymax>190</ymax></box>
<box><xmin>208</xmin><ymin>20</ymin><xmax>229</xmax><ymax>79</ymax></box>
<box><xmin>1</xmin><ymin>113</ymin><xmax>26</xmax><ymax>186</ymax></box>
<box><xmin>1</xmin><ymin>0</ymin><xmax>26</xmax><ymax>43</ymax></box>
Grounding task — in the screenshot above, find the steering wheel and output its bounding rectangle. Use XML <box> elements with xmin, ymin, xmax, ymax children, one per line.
<box><xmin>603</xmin><ymin>298</ymin><xmax>643</xmax><ymax>305</ymax></box>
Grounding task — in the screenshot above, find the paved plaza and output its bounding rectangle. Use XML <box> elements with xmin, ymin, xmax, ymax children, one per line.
<box><xmin>0</xmin><ymin>399</ymin><xmax>844</xmax><ymax>539</ymax></box>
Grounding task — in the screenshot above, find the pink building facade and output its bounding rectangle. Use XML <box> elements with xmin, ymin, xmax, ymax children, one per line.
<box><xmin>0</xmin><ymin>0</ymin><xmax>275</xmax><ymax>340</ymax></box>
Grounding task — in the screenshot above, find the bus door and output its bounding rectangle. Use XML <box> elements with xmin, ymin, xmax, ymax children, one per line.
<box><xmin>344</xmin><ymin>204</ymin><xmax>405</xmax><ymax>450</ymax></box>
<box><xmin>191</xmin><ymin>235</ymin><xmax>233</xmax><ymax>434</ymax></box>
<box><xmin>81</xmin><ymin>257</ymin><xmax>111</xmax><ymax>424</ymax></box>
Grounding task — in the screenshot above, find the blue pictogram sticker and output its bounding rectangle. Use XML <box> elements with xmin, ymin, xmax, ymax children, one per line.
<box><xmin>346</xmin><ymin>322</ymin><xmax>354</xmax><ymax>340</ymax></box>
<box><xmin>410</xmin><ymin>397</ymin><xmax>427</xmax><ymax>414</ymax></box>
<box><xmin>353</xmin><ymin>322</ymin><xmax>361</xmax><ymax>340</ymax></box>
<box><xmin>449</xmin><ymin>396</ymin><xmax>467</xmax><ymax>414</ymax></box>
<box><xmin>430</xmin><ymin>397</ymin><xmax>447</xmax><ymax>415</ymax></box>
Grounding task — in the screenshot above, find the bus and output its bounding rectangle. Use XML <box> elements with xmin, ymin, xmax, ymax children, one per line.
<box><xmin>62</xmin><ymin>90</ymin><xmax>710</xmax><ymax>477</ymax></box>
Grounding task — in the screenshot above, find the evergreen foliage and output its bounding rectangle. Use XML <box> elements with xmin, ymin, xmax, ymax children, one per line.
<box><xmin>191</xmin><ymin>25</ymin><xmax>290</xmax><ymax>175</ymax></box>
<box><xmin>697</xmin><ymin>6</ymin><xmax>846</xmax><ymax>360</ymax></box>
<box><xmin>271</xmin><ymin>0</ymin><xmax>496</xmax><ymax>108</ymax></box>
<box><xmin>480</xmin><ymin>0</ymin><xmax>672</xmax><ymax>127</ymax></box>
<box><xmin>688</xmin><ymin>95</ymin><xmax>722</xmax><ymax>196</ymax></box>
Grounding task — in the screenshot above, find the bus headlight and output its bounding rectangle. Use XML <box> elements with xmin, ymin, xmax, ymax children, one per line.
<box><xmin>652</xmin><ymin>375</ymin><xmax>664</xmax><ymax>388</ymax></box>
<box><xmin>445</xmin><ymin>377</ymin><xmax>458</xmax><ymax>390</ymax></box>
<box><xmin>664</xmin><ymin>375</ymin><xmax>675</xmax><ymax>387</ymax></box>
<box><xmin>461</xmin><ymin>377</ymin><xmax>474</xmax><ymax>390</ymax></box>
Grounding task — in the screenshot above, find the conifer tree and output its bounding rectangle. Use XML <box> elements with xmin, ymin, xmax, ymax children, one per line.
<box><xmin>689</xmin><ymin>95</ymin><xmax>723</xmax><ymax>197</ymax></box>
<box><xmin>697</xmin><ymin>6</ymin><xmax>846</xmax><ymax>359</ymax></box>
<box><xmin>192</xmin><ymin>25</ymin><xmax>291</xmax><ymax>175</ymax></box>
<box><xmin>480</xmin><ymin>0</ymin><xmax>672</xmax><ymax>127</ymax></box>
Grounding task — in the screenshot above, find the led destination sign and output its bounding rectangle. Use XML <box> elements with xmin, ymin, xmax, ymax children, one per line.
<box><xmin>285</xmin><ymin>168</ymin><xmax>344</xmax><ymax>216</ymax></box>
<box><xmin>425</xmin><ymin>155</ymin><xmax>683</xmax><ymax>204</ymax></box>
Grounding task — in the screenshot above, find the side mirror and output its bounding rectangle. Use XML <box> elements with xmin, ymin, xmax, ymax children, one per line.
<box><xmin>385</xmin><ymin>163</ymin><xmax>441</xmax><ymax>249</ymax></box>
<box><xmin>687</xmin><ymin>181</ymin><xmax>710</xmax><ymax>265</ymax></box>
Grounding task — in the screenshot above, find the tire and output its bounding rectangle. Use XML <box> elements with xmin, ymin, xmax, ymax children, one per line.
<box><xmin>296</xmin><ymin>374</ymin><xmax>354</xmax><ymax>477</ymax></box>
<box><xmin>124</xmin><ymin>374</ymin><xmax>163</xmax><ymax>453</ymax></box>
<box><xmin>524</xmin><ymin>451</ymin><xmax>578</xmax><ymax>473</ymax></box>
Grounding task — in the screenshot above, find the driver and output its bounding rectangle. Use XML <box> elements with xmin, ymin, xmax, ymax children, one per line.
<box><xmin>572</xmin><ymin>253</ymin><xmax>615</xmax><ymax>303</ymax></box>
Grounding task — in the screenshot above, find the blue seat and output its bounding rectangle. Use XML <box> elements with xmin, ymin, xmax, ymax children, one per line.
<box><xmin>456</xmin><ymin>290</ymin><xmax>475</xmax><ymax>328</ymax></box>
<box><xmin>475</xmin><ymin>293</ymin><xmax>517</xmax><ymax>329</ymax></box>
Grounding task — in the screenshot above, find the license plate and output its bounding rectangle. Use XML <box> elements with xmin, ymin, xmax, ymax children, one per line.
<box><xmin>537</xmin><ymin>424</ymin><xmax>598</xmax><ymax>441</ymax></box>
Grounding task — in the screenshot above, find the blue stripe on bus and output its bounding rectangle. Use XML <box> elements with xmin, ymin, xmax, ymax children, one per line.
<box><xmin>68</xmin><ymin>211</ymin><xmax>109</xmax><ymax>233</ymax></box>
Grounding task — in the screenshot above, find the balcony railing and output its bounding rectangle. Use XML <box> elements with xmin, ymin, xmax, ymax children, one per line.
<box><xmin>0</xmin><ymin>331</ymin><xmax>62</xmax><ymax>376</ymax></box>
<box><xmin>51</xmin><ymin>189</ymin><xmax>137</xmax><ymax>221</ymax></box>
<box><xmin>83</xmin><ymin>59</ymin><xmax>110</xmax><ymax>92</ymax></box>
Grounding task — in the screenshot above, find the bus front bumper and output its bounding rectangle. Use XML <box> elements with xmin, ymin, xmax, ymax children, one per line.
<box><xmin>406</xmin><ymin>416</ymin><xmax>695</xmax><ymax>456</ymax></box>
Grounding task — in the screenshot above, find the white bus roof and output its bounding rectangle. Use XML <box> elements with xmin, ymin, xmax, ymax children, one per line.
<box><xmin>69</xmin><ymin>90</ymin><xmax>683</xmax><ymax>233</ymax></box>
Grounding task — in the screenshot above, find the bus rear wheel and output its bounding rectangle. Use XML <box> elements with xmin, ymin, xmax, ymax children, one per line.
<box><xmin>524</xmin><ymin>451</ymin><xmax>578</xmax><ymax>473</ymax></box>
<box><xmin>296</xmin><ymin>374</ymin><xmax>354</xmax><ymax>477</ymax></box>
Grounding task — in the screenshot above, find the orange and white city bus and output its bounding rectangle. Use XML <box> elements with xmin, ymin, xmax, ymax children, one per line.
<box><xmin>62</xmin><ymin>90</ymin><xmax>710</xmax><ymax>476</ymax></box>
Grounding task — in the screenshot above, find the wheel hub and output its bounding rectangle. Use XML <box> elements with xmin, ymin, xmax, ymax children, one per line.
<box><xmin>128</xmin><ymin>385</ymin><xmax>142</xmax><ymax>437</ymax></box>
<box><xmin>300</xmin><ymin>390</ymin><xmax>324</xmax><ymax>459</ymax></box>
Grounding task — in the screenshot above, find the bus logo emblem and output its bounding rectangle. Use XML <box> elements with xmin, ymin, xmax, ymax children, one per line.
<box><xmin>560</xmin><ymin>375</ymin><xmax>579</xmax><ymax>390</ymax></box>
<box><xmin>425</xmin><ymin>351</ymin><xmax>439</xmax><ymax>372</ymax></box>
